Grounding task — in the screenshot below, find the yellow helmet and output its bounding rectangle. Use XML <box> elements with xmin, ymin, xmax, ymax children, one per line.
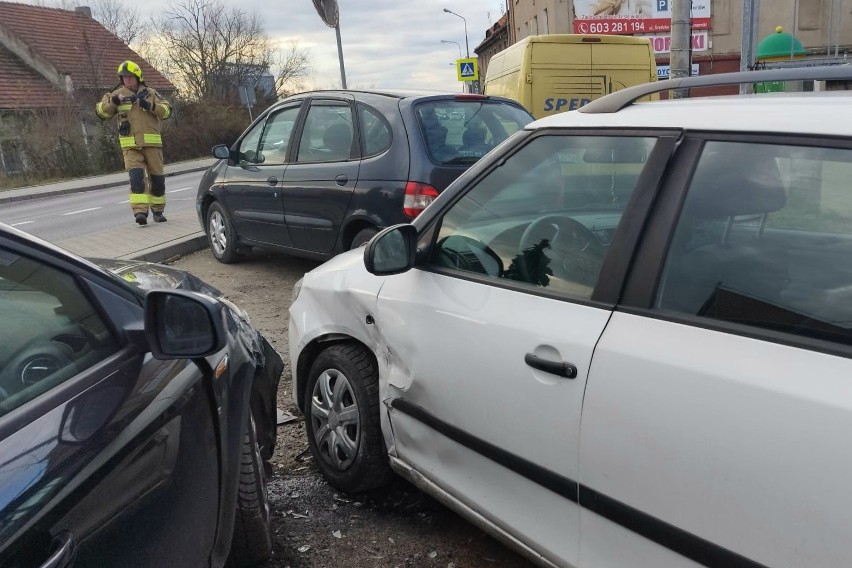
<box><xmin>117</xmin><ymin>60</ymin><xmax>143</xmax><ymax>83</ymax></box>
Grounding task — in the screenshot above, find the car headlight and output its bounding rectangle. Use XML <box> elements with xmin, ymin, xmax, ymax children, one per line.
<box><xmin>292</xmin><ymin>277</ymin><xmax>303</xmax><ymax>302</ymax></box>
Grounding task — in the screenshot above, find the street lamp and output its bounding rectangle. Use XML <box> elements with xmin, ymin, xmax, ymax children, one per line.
<box><xmin>442</xmin><ymin>8</ymin><xmax>470</xmax><ymax>58</ymax></box>
<box><xmin>441</xmin><ymin>40</ymin><xmax>464</xmax><ymax>92</ymax></box>
<box><xmin>440</xmin><ymin>39</ymin><xmax>462</xmax><ymax>60</ymax></box>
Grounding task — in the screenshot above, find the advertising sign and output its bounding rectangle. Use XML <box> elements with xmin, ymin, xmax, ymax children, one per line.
<box><xmin>573</xmin><ymin>0</ymin><xmax>712</xmax><ymax>35</ymax></box>
<box><xmin>642</xmin><ymin>31</ymin><xmax>709</xmax><ymax>54</ymax></box>
<box><xmin>657</xmin><ymin>63</ymin><xmax>700</xmax><ymax>79</ymax></box>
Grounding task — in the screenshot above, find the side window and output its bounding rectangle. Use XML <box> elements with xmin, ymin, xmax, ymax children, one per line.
<box><xmin>429</xmin><ymin>135</ymin><xmax>656</xmax><ymax>299</ymax></box>
<box><xmin>257</xmin><ymin>106</ymin><xmax>301</xmax><ymax>165</ymax></box>
<box><xmin>0</xmin><ymin>249</ymin><xmax>119</xmax><ymax>416</ymax></box>
<box><xmin>237</xmin><ymin>119</ymin><xmax>265</xmax><ymax>164</ymax></box>
<box><xmin>657</xmin><ymin>141</ymin><xmax>852</xmax><ymax>344</ymax></box>
<box><xmin>358</xmin><ymin>104</ymin><xmax>392</xmax><ymax>157</ymax></box>
<box><xmin>296</xmin><ymin>102</ymin><xmax>354</xmax><ymax>163</ymax></box>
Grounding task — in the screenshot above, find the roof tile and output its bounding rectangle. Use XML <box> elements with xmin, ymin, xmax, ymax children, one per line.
<box><xmin>0</xmin><ymin>1</ymin><xmax>174</xmax><ymax>95</ymax></box>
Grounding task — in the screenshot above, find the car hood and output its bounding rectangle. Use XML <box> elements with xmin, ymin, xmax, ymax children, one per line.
<box><xmin>89</xmin><ymin>258</ymin><xmax>224</xmax><ymax>296</ymax></box>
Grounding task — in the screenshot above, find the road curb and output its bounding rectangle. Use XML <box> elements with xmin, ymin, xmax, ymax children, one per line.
<box><xmin>124</xmin><ymin>233</ymin><xmax>209</xmax><ymax>264</ymax></box>
<box><xmin>0</xmin><ymin>165</ymin><xmax>212</xmax><ymax>205</ymax></box>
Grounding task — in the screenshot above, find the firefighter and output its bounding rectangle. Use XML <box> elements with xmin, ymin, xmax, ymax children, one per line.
<box><xmin>96</xmin><ymin>60</ymin><xmax>173</xmax><ymax>225</ymax></box>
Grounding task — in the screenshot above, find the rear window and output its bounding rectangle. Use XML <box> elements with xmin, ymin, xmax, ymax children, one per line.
<box><xmin>415</xmin><ymin>100</ymin><xmax>532</xmax><ymax>166</ymax></box>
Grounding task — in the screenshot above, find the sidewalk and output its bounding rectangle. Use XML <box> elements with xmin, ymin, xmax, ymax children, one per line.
<box><xmin>1</xmin><ymin>158</ymin><xmax>217</xmax><ymax>263</ymax></box>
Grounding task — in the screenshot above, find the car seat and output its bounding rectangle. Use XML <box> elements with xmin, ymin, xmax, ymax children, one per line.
<box><xmin>660</xmin><ymin>148</ymin><xmax>790</xmax><ymax>315</ymax></box>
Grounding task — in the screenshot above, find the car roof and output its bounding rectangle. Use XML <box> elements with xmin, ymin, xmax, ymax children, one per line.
<box><xmin>530</xmin><ymin>92</ymin><xmax>852</xmax><ymax>137</ymax></box>
<box><xmin>284</xmin><ymin>89</ymin><xmax>519</xmax><ymax>102</ymax></box>
<box><xmin>527</xmin><ymin>66</ymin><xmax>852</xmax><ymax>137</ymax></box>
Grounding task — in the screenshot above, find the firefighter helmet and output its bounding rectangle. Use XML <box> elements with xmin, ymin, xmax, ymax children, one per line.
<box><xmin>117</xmin><ymin>60</ymin><xmax>143</xmax><ymax>83</ymax></box>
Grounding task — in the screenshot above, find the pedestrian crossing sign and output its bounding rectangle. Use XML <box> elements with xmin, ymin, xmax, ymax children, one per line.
<box><xmin>456</xmin><ymin>58</ymin><xmax>479</xmax><ymax>82</ymax></box>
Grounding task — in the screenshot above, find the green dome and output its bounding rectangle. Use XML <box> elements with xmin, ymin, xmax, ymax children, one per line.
<box><xmin>756</xmin><ymin>26</ymin><xmax>808</xmax><ymax>60</ymax></box>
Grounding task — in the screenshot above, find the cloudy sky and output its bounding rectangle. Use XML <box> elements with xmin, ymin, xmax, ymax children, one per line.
<box><xmin>66</xmin><ymin>0</ymin><xmax>505</xmax><ymax>92</ymax></box>
<box><xmin>258</xmin><ymin>0</ymin><xmax>504</xmax><ymax>91</ymax></box>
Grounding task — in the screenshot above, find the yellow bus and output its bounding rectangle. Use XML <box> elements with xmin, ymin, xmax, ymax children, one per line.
<box><xmin>483</xmin><ymin>34</ymin><xmax>657</xmax><ymax>119</ymax></box>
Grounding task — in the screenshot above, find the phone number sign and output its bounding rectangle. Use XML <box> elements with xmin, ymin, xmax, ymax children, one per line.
<box><xmin>573</xmin><ymin>17</ymin><xmax>710</xmax><ymax>35</ymax></box>
<box><xmin>573</xmin><ymin>0</ymin><xmax>711</xmax><ymax>35</ymax></box>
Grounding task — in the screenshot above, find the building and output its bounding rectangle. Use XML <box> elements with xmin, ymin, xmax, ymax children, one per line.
<box><xmin>0</xmin><ymin>2</ymin><xmax>174</xmax><ymax>178</ymax></box>
<box><xmin>474</xmin><ymin>14</ymin><xmax>511</xmax><ymax>88</ymax></box>
<box><xmin>503</xmin><ymin>0</ymin><xmax>851</xmax><ymax>85</ymax></box>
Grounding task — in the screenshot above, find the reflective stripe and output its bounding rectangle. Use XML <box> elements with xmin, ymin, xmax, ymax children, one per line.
<box><xmin>119</xmin><ymin>136</ymin><xmax>137</xmax><ymax>149</ymax></box>
<box><xmin>149</xmin><ymin>195</ymin><xmax>166</xmax><ymax>206</ymax></box>
<box><xmin>143</xmin><ymin>133</ymin><xmax>162</xmax><ymax>145</ymax></box>
<box><xmin>95</xmin><ymin>102</ymin><xmax>110</xmax><ymax>119</ymax></box>
<box><xmin>161</xmin><ymin>104</ymin><xmax>172</xmax><ymax>119</ymax></box>
<box><xmin>118</xmin><ymin>103</ymin><xmax>133</xmax><ymax>112</ymax></box>
<box><xmin>129</xmin><ymin>193</ymin><xmax>150</xmax><ymax>204</ymax></box>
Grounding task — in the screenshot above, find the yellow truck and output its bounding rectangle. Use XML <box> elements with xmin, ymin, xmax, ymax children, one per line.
<box><xmin>483</xmin><ymin>34</ymin><xmax>657</xmax><ymax>119</ymax></box>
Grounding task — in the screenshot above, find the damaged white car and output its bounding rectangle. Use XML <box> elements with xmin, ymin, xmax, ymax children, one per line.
<box><xmin>289</xmin><ymin>67</ymin><xmax>852</xmax><ymax>568</ymax></box>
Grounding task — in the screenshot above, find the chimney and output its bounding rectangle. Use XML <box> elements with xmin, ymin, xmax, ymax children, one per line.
<box><xmin>75</xmin><ymin>6</ymin><xmax>92</xmax><ymax>17</ymax></box>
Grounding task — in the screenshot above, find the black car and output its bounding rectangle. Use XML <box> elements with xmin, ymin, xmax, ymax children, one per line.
<box><xmin>195</xmin><ymin>90</ymin><xmax>533</xmax><ymax>263</ymax></box>
<box><xmin>0</xmin><ymin>224</ymin><xmax>282</xmax><ymax>567</ymax></box>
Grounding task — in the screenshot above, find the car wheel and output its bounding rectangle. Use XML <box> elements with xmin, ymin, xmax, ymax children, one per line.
<box><xmin>350</xmin><ymin>227</ymin><xmax>378</xmax><ymax>249</ymax></box>
<box><xmin>305</xmin><ymin>342</ymin><xmax>393</xmax><ymax>493</ymax></box>
<box><xmin>227</xmin><ymin>413</ymin><xmax>272</xmax><ymax>568</ymax></box>
<box><xmin>207</xmin><ymin>202</ymin><xmax>245</xmax><ymax>264</ymax></box>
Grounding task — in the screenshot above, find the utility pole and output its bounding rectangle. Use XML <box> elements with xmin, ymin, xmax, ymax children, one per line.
<box><xmin>670</xmin><ymin>0</ymin><xmax>692</xmax><ymax>98</ymax></box>
<box><xmin>739</xmin><ymin>0</ymin><xmax>760</xmax><ymax>93</ymax></box>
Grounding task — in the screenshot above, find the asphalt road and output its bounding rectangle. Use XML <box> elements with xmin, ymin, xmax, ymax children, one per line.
<box><xmin>0</xmin><ymin>171</ymin><xmax>204</xmax><ymax>242</ymax></box>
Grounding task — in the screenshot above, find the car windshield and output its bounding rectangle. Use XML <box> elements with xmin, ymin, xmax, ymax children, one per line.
<box><xmin>415</xmin><ymin>100</ymin><xmax>532</xmax><ymax>166</ymax></box>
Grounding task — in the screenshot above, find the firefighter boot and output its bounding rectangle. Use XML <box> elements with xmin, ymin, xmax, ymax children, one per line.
<box><xmin>152</xmin><ymin>212</ymin><xmax>167</xmax><ymax>223</ymax></box>
<box><xmin>135</xmin><ymin>213</ymin><xmax>148</xmax><ymax>225</ymax></box>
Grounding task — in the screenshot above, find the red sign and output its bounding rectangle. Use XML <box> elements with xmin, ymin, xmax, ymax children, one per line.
<box><xmin>572</xmin><ymin>17</ymin><xmax>711</xmax><ymax>35</ymax></box>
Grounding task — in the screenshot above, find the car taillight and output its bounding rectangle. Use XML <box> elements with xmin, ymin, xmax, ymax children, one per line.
<box><xmin>403</xmin><ymin>181</ymin><xmax>439</xmax><ymax>218</ymax></box>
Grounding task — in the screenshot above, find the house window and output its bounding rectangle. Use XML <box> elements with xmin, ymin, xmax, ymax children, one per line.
<box><xmin>0</xmin><ymin>140</ymin><xmax>25</xmax><ymax>175</ymax></box>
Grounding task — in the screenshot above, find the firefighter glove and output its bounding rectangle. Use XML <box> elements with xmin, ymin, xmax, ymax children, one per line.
<box><xmin>137</xmin><ymin>98</ymin><xmax>152</xmax><ymax>111</ymax></box>
<box><xmin>111</xmin><ymin>94</ymin><xmax>122</xmax><ymax>106</ymax></box>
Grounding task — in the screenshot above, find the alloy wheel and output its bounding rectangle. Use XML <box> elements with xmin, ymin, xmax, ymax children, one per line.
<box><xmin>209</xmin><ymin>210</ymin><xmax>227</xmax><ymax>256</ymax></box>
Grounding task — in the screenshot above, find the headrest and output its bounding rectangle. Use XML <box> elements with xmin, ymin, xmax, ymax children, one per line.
<box><xmin>323</xmin><ymin>124</ymin><xmax>352</xmax><ymax>154</ymax></box>
<box><xmin>686</xmin><ymin>149</ymin><xmax>786</xmax><ymax>218</ymax></box>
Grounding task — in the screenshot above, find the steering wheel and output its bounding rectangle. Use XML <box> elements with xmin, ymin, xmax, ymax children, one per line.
<box><xmin>517</xmin><ymin>215</ymin><xmax>605</xmax><ymax>286</ymax></box>
<box><xmin>0</xmin><ymin>340</ymin><xmax>75</xmax><ymax>396</ymax></box>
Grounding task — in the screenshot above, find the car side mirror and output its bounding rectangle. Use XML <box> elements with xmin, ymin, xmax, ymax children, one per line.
<box><xmin>364</xmin><ymin>224</ymin><xmax>417</xmax><ymax>275</ymax></box>
<box><xmin>212</xmin><ymin>144</ymin><xmax>230</xmax><ymax>160</ymax></box>
<box><xmin>143</xmin><ymin>290</ymin><xmax>227</xmax><ymax>359</ymax></box>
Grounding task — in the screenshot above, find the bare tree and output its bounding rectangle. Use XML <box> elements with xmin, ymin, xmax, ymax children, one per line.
<box><xmin>274</xmin><ymin>41</ymin><xmax>311</xmax><ymax>96</ymax></box>
<box><xmin>90</xmin><ymin>0</ymin><xmax>146</xmax><ymax>46</ymax></box>
<box><xmin>152</xmin><ymin>0</ymin><xmax>278</xmax><ymax>101</ymax></box>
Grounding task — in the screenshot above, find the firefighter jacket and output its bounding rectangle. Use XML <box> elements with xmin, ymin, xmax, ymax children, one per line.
<box><xmin>95</xmin><ymin>86</ymin><xmax>172</xmax><ymax>150</ymax></box>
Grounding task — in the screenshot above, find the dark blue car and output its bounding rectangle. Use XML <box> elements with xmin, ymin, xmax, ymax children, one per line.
<box><xmin>0</xmin><ymin>224</ymin><xmax>282</xmax><ymax>567</ymax></box>
<box><xmin>196</xmin><ymin>90</ymin><xmax>533</xmax><ymax>263</ymax></box>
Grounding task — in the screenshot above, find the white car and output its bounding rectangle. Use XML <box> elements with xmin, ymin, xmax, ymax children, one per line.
<box><xmin>289</xmin><ymin>67</ymin><xmax>852</xmax><ymax>568</ymax></box>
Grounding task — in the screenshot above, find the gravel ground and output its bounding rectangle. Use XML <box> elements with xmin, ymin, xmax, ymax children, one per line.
<box><xmin>169</xmin><ymin>248</ymin><xmax>538</xmax><ymax>568</ymax></box>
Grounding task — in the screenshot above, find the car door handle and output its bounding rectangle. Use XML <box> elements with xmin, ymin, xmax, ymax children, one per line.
<box><xmin>335</xmin><ymin>174</ymin><xmax>348</xmax><ymax>186</ymax></box>
<box><xmin>524</xmin><ymin>353</ymin><xmax>577</xmax><ymax>379</ymax></box>
<box><xmin>39</xmin><ymin>532</ymin><xmax>75</xmax><ymax>568</ymax></box>
<box><xmin>267</xmin><ymin>176</ymin><xmax>278</xmax><ymax>186</ymax></box>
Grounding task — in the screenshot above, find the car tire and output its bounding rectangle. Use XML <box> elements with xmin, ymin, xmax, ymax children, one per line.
<box><xmin>208</xmin><ymin>202</ymin><xmax>246</xmax><ymax>264</ymax></box>
<box><xmin>227</xmin><ymin>414</ymin><xmax>272</xmax><ymax>567</ymax></box>
<box><xmin>350</xmin><ymin>227</ymin><xmax>378</xmax><ymax>249</ymax></box>
<box><xmin>305</xmin><ymin>342</ymin><xmax>393</xmax><ymax>493</ymax></box>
